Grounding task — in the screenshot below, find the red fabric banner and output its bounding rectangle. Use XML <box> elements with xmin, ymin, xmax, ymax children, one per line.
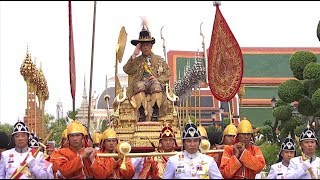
<box><xmin>68</xmin><ymin>1</ymin><xmax>76</xmax><ymax>108</ymax></box>
<box><xmin>207</xmin><ymin>5</ymin><xmax>244</xmax><ymax>101</ymax></box>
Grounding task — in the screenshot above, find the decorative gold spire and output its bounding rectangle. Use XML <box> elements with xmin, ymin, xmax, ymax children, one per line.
<box><xmin>20</xmin><ymin>47</ymin><xmax>35</xmax><ymax>82</ymax></box>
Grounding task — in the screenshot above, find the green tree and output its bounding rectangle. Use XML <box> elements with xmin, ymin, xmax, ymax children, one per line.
<box><xmin>47</xmin><ymin>118</ymin><xmax>68</xmax><ymax>147</ymax></box>
<box><xmin>67</xmin><ymin>109</ymin><xmax>79</xmax><ymax>120</ymax></box>
<box><xmin>260</xmin><ymin>142</ymin><xmax>280</xmax><ymax>171</ymax></box>
<box><xmin>263</xmin><ymin>50</ymin><xmax>319</xmax><ymax>145</ymax></box>
<box><xmin>0</xmin><ymin>123</ymin><xmax>13</xmax><ymax>136</ymax></box>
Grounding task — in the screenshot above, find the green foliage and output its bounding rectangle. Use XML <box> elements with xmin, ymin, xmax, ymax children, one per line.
<box><xmin>221</xmin><ymin>118</ymin><xmax>231</xmax><ymax>130</ymax></box>
<box><xmin>259</xmin><ymin>125</ymin><xmax>273</xmax><ymax>142</ymax></box>
<box><xmin>47</xmin><ymin>118</ymin><xmax>68</xmax><ymax>147</ymax></box>
<box><xmin>0</xmin><ymin>123</ymin><xmax>13</xmax><ymax>136</ymax></box>
<box><xmin>275</xmin><ymin>99</ymin><xmax>289</xmax><ymax>107</ymax></box>
<box><xmin>294</xmin><ymin>124</ymin><xmax>306</xmax><ymax>139</ymax></box>
<box><xmin>298</xmin><ymin>97</ymin><xmax>316</xmax><ymax>116</ymax></box>
<box><xmin>303</xmin><ymin>62</ymin><xmax>320</xmax><ymax>79</ymax></box>
<box><xmin>302</xmin><ymin>79</ymin><xmax>313</xmax><ymax>96</ymax></box>
<box><xmin>311</xmin><ymin>88</ymin><xmax>320</xmax><ymax>108</ymax></box>
<box><xmin>207</xmin><ymin>125</ymin><xmax>217</xmax><ymax>132</ymax></box>
<box><xmin>278</xmin><ymin>116</ymin><xmax>303</xmax><ymax>141</ymax></box>
<box><xmin>273</xmin><ymin>105</ymin><xmax>292</xmax><ymax>121</ymax></box>
<box><xmin>67</xmin><ymin>109</ymin><xmax>79</xmax><ymax>120</ymax></box>
<box><xmin>260</xmin><ymin>142</ymin><xmax>280</xmax><ymax>167</ymax></box>
<box><xmin>308</xmin><ymin>79</ymin><xmax>320</xmax><ymax>96</ymax></box>
<box><xmin>289</xmin><ymin>50</ymin><xmax>317</xmax><ymax>80</ymax></box>
<box><xmin>278</xmin><ymin>79</ymin><xmax>303</xmax><ymax>103</ymax></box>
<box><xmin>100</xmin><ymin>119</ymin><xmax>107</xmax><ymax>132</ymax></box>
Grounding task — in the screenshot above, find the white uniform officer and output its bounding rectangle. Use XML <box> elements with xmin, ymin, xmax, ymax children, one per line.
<box><xmin>163</xmin><ymin>120</ymin><xmax>223</xmax><ymax>179</ymax></box>
<box><xmin>285</xmin><ymin>124</ymin><xmax>320</xmax><ymax>179</ymax></box>
<box><xmin>0</xmin><ymin>121</ymin><xmax>53</xmax><ymax>179</ymax></box>
<box><xmin>267</xmin><ymin>134</ymin><xmax>296</xmax><ymax>179</ymax></box>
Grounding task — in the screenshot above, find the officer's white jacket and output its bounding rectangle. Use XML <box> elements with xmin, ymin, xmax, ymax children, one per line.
<box><xmin>131</xmin><ymin>157</ymin><xmax>144</xmax><ymax>179</ymax></box>
<box><xmin>267</xmin><ymin>162</ymin><xmax>288</xmax><ymax>179</ymax></box>
<box><xmin>285</xmin><ymin>156</ymin><xmax>320</xmax><ymax>179</ymax></box>
<box><xmin>163</xmin><ymin>150</ymin><xmax>223</xmax><ymax>179</ymax></box>
<box><xmin>0</xmin><ymin>147</ymin><xmax>54</xmax><ymax>179</ymax></box>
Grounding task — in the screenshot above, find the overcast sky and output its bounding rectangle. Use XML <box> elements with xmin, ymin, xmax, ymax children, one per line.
<box><xmin>1</xmin><ymin>1</ymin><xmax>320</xmax><ymax>125</ymax></box>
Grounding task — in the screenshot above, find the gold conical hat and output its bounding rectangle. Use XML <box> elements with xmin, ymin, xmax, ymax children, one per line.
<box><xmin>92</xmin><ymin>132</ymin><xmax>102</xmax><ymax>144</ymax></box>
<box><xmin>67</xmin><ymin>120</ymin><xmax>87</xmax><ymax>136</ymax></box>
<box><xmin>223</xmin><ymin>124</ymin><xmax>237</xmax><ymax>136</ymax></box>
<box><xmin>197</xmin><ymin>125</ymin><xmax>208</xmax><ymax>138</ymax></box>
<box><xmin>237</xmin><ymin>117</ymin><xmax>253</xmax><ymax>134</ymax></box>
<box><xmin>101</xmin><ymin>128</ymin><xmax>117</xmax><ymax>140</ymax></box>
<box><xmin>61</xmin><ymin>129</ymin><xmax>68</xmax><ymax>139</ymax></box>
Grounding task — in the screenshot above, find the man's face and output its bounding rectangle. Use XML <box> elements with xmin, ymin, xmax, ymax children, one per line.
<box><xmin>183</xmin><ymin>138</ymin><xmax>200</xmax><ymax>154</ymax></box>
<box><xmin>223</xmin><ymin>135</ymin><xmax>236</xmax><ymax>145</ymax></box>
<box><xmin>68</xmin><ymin>133</ymin><xmax>84</xmax><ymax>148</ymax></box>
<box><xmin>237</xmin><ymin>133</ymin><xmax>252</xmax><ymax>145</ymax></box>
<box><xmin>141</xmin><ymin>42</ymin><xmax>152</xmax><ymax>56</ymax></box>
<box><xmin>281</xmin><ymin>150</ymin><xmax>295</xmax><ymax>163</ymax></box>
<box><xmin>13</xmin><ymin>132</ymin><xmax>29</xmax><ymax>149</ymax></box>
<box><xmin>301</xmin><ymin>140</ymin><xmax>317</xmax><ymax>155</ymax></box>
<box><xmin>160</xmin><ymin>137</ymin><xmax>175</xmax><ymax>152</ymax></box>
<box><xmin>104</xmin><ymin>138</ymin><xmax>118</xmax><ymax>153</ymax></box>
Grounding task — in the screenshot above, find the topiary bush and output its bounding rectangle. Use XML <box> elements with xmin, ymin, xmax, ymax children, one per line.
<box><xmin>303</xmin><ymin>62</ymin><xmax>320</xmax><ymax>80</ymax></box>
<box><xmin>298</xmin><ymin>96</ymin><xmax>316</xmax><ymax>116</ymax></box>
<box><xmin>289</xmin><ymin>51</ymin><xmax>317</xmax><ymax>80</ymax></box>
<box><xmin>275</xmin><ymin>99</ymin><xmax>288</xmax><ymax>107</ymax></box>
<box><xmin>308</xmin><ymin>79</ymin><xmax>320</xmax><ymax>96</ymax></box>
<box><xmin>311</xmin><ymin>88</ymin><xmax>320</xmax><ymax>108</ymax></box>
<box><xmin>273</xmin><ymin>105</ymin><xmax>292</xmax><ymax>121</ymax></box>
<box><xmin>301</xmin><ymin>79</ymin><xmax>313</xmax><ymax>96</ymax></box>
<box><xmin>278</xmin><ymin>79</ymin><xmax>303</xmax><ymax>103</ymax></box>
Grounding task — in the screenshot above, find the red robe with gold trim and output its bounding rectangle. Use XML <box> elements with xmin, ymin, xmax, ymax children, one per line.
<box><xmin>220</xmin><ymin>144</ymin><xmax>266</xmax><ymax>179</ymax></box>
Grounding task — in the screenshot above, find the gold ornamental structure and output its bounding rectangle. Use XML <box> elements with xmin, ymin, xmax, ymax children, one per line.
<box><xmin>20</xmin><ymin>47</ymin><xmax>49</xmax><ymax>139</ymax></box>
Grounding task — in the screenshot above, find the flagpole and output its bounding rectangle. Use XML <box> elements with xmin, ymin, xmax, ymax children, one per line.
<box><xmin>88</xmin><ymin>1</ymin><xmax>97</xmax><ymax>131</ymax></box>
<box><xmin>68</xmin><ymin>0</ymin><xmax>76</xmax><ymax>112</ymax></box>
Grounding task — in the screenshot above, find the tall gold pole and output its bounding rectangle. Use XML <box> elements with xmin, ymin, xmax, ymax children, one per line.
<box><xmin>97</xmin><ymin>149</ymin><xmax>224</xmax><ymax>158</ymax></box>
<box><xmin>228</xmin><ymin>101</ymin><xmax>233</xmax><ymax>124</ymax></box>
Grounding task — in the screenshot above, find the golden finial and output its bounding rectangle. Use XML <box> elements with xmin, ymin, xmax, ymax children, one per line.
<box><xmin>20</xmin><ymin>48</ymin><xmax>35</xmax><ymax>81</ymax></box>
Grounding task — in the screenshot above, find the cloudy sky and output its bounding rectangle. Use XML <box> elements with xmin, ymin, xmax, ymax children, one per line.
<box><xmin>1</xmin><ymin>1</ymin><xmax>320</xmax><ymax>125</ymax></box>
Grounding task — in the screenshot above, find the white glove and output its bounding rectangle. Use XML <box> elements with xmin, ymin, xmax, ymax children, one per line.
<box><xmin>26</xmin><ymin>154</ymin><xmax>36</xmax><ymax>167</ymax></box>
<box><xmin>302</xmin><ymin>159</ymin><xmax>312</xmax><ymax>171</ymax></box>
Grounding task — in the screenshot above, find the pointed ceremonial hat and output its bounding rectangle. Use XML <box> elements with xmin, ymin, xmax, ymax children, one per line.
<box><xmin>12</xmin><ymin>121</ymin><xmax>30</xmax><ymax>135</ymax></box>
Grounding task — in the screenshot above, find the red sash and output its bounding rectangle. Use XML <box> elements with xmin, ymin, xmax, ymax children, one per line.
<box><xmin>10</xmin><ymin>148</ymin><xmax>37</xmax><ymax>179</ymax></box>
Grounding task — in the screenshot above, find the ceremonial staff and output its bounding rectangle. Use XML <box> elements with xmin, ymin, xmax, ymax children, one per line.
<box><xmin>97</xmin><ymin>149</ymin><xmax>224</xmax><ymax>158</ymax></box>
<box><xmin>11</xmin><ymin>130</ymin><xmax>54</xmax><ymax>179</ymax></box>
<box><xmin>200</xmin><ymin>22</ymin><xmax>208</xmax><ymax>84</ymax></box>
<box><xmin>88</xmin><ymin>1</ymin><xmax>97</xmax><ymax>131</ymax></box>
